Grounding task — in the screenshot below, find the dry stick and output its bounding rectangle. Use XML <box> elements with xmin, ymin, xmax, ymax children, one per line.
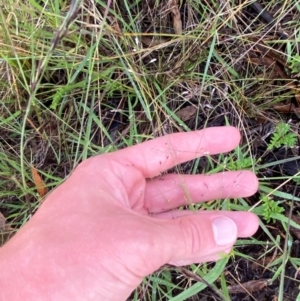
<box><xmin>249</xmin><ymin>1</ymin><xmax>289</xmax><ymax>39</ymax></box>
<box><xmin>30</xmin><ymin>0</ymin><xmax>82</xmax><ymax>93</ymax></box>
<box><xmin>250</xmin><ymin>1</ymin><xmax>300</xmax><ymax>53</ymax></box>
<box><xmin>249</xmin><ymin>2</ymin><xmax>300</xmax><ymax>113</ymax></box>
<box><xmin>20</xmin><ymin>0</ymin><xmax>83</xmax><ymax>194</ymax></box>
<box><xmin>249</xmin><ymin>0</ymin><xmax>300</xmax><ymax>55</ymax></box>
<box><xmin>250</xmin><ymin>2</ymin><xmax>275</xmax><ymax>24</ymax></box>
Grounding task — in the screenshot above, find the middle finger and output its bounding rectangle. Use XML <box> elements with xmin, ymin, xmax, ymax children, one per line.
<box><xmin>144</xmin><ymin>171</ymin><xmax>258</xmax><ymax>213</ymax></box>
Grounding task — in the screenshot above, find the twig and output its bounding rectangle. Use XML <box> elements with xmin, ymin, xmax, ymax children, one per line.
<box><xmin>249</xmin><ymin>1</ymin><xmax>289</xmax><ymax>40</ymax></box>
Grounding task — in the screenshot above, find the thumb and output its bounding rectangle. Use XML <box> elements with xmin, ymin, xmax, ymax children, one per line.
<box><xmin>161</xmin><ymin>214</ymin><xmax>238</xmax><ymax>266</ymax></box>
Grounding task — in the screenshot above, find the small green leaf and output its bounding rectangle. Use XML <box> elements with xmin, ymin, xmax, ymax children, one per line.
<box><xmin>268</xmin><ymin>122</ymin><xmax>297</xmax><ymax>150</ymax></box>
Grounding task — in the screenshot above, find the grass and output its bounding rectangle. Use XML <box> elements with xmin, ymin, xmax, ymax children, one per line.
<box><xmin>1</xmin><ymin>0</ymin><xmax>300</xmax><ymax>299</ymax></box>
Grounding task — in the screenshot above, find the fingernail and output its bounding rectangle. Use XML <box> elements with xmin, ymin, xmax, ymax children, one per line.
<box><xmin>212</xmin><ymin>217</ymin><xmax>237</xmax><ymax>246</ymax></box>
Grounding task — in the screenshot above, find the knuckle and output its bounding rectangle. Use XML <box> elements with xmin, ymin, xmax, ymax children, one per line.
<box><xmin>178</xmin><ymin>217</ymin><xmax>205</xmax><ymax>255</ymax></box>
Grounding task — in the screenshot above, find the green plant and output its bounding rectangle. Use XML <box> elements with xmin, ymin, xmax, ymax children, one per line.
<box><xmin>267</xmin><ymin>122</ymin><xmax>297</xmax><ymax>150</ymax></box>
<box><xmin>227</xmin><ymin>155</ymin><xmax>253</xmax><ymax>170</ymax></box>
<box><xmin>224</xmin><ymin>144</ymin><xmax>257</xmax><ymax>171</ymax></box>
<box><xmin>290</xmin><ymin>54</ymin><xmax>300</xmax><ymax>74</ymax></box>
<box><xmin>293</xmin><ymin>177</ymin><xmax>300</xmax><ymax>185</ymax></box>
<box><xmin>261</xmin><ymin>195</ymin><xmax>285</xmax><ymax>223</ymax></box>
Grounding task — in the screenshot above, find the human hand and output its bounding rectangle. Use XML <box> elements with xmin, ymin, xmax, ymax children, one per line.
<box><xmin>0</xmin><ymin>127</ymin><xmax>259</xmax><ymax>301</ymax></box>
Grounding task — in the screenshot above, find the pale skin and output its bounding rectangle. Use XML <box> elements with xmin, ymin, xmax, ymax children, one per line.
<box><xmin>0</xmin><ymin>127</ymin><xmax>259</xmax><ymax>301</ymax></box>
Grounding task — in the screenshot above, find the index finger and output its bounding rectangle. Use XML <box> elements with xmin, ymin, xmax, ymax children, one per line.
<box><xmin>107</xmin><ymin>126</ymin><xmax>241</xmax><ymax>178</ymax></box>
